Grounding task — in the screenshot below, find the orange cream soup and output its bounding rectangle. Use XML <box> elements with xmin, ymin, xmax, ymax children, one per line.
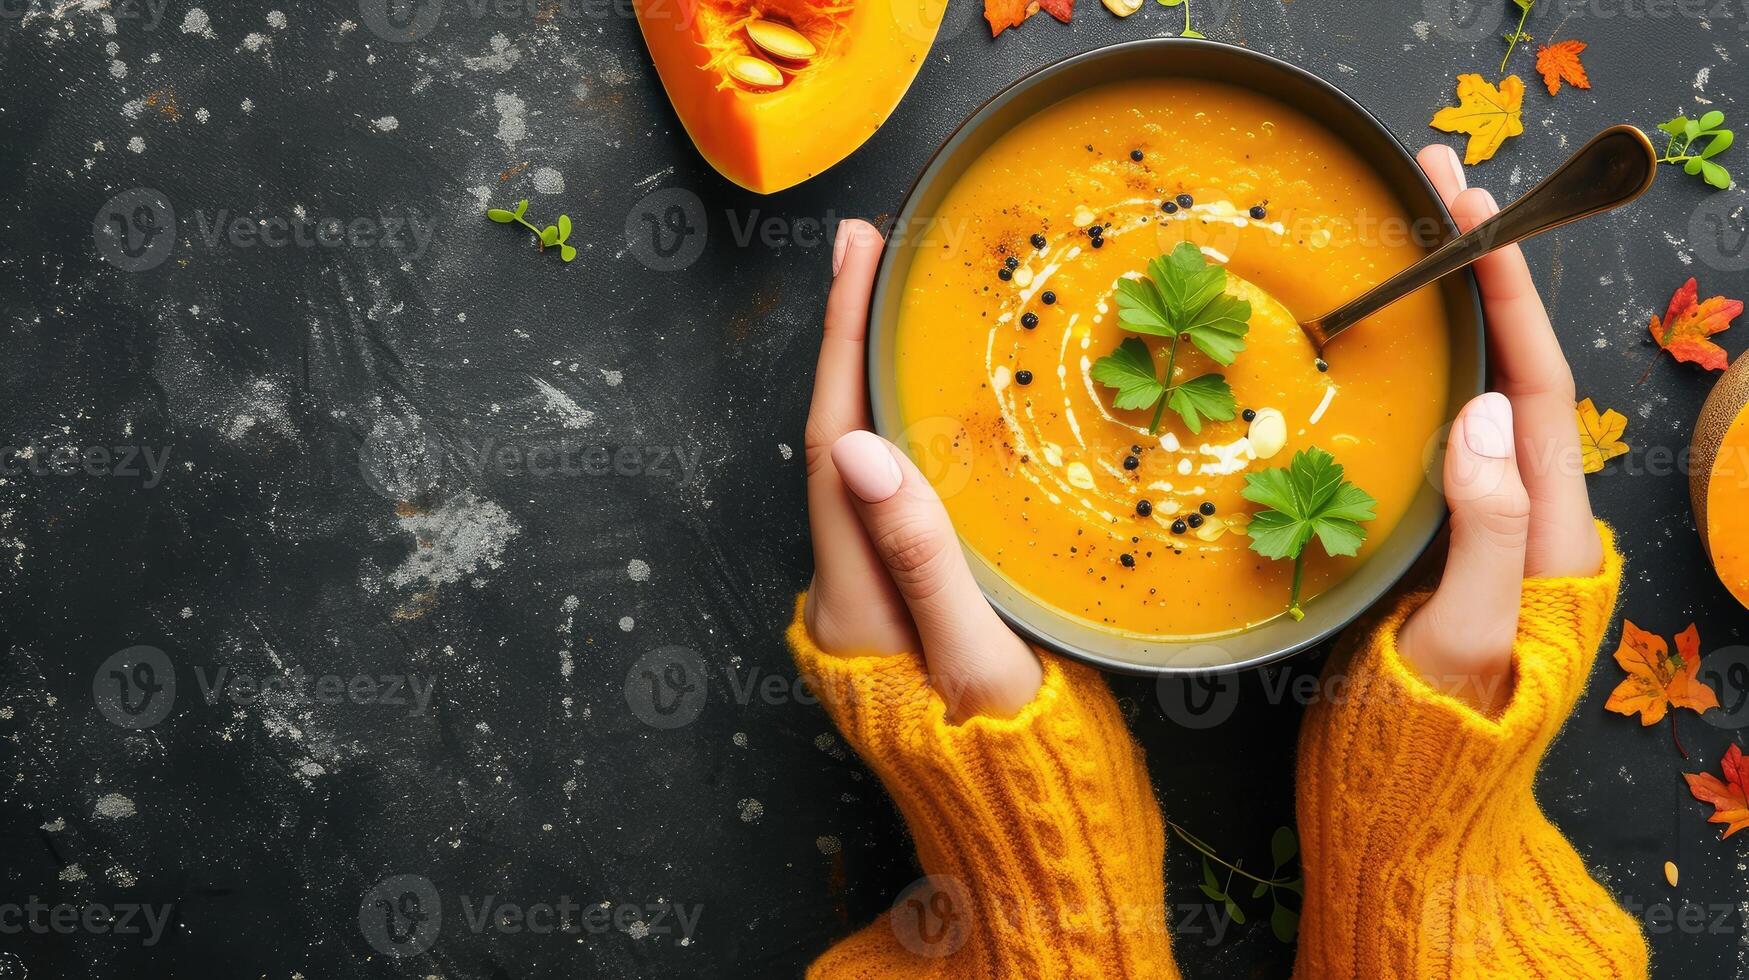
<box><xmin>893</xmin><ymin>79</ymin><xmax>1451</xmax><ymax>639</ymax></box>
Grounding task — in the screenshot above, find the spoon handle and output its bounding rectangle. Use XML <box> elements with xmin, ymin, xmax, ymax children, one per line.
<box><xmin>1304</xmin><ymin>125</ymin><xmax>1657</xmax><ymax>350</ymax></box>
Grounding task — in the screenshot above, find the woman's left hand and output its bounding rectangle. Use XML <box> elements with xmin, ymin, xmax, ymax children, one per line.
<box><xmin>800</xmin><ymin>219</ymin><xmax>1042</xmax><ymax>720</ymax></box>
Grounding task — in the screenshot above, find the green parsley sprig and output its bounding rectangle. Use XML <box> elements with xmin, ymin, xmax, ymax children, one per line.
<box><xmin>1656</xmin><ymin>112</ymin><xmax>1735</xmax><ymax>189</ymax></box>
<box><xmin>1242</xmin><ymin>447</ymin><xmax>1378</xmax><ymax>622</ymax></box>
<box><xmin>1090</xmin><ymin>242</ymin><xmax>1249</xmax><ymax>435</ymax></box>
<box><xmin>487</xmin><ymin>199</ymin><xmax>578</xmax><ymax>262</ymax></box>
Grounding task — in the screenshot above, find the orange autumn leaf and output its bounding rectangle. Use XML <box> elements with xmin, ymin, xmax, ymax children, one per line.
<box><xmin>984</xmin><ymin>0</ymin><xmax>1039</xmax><ymax>35</ymax></box>
<box><xmin>1575</xmin><ymin>398</ymin><xmax>1629</xmax><ymax>474</ymax></box>
<box><xmin>1430</xmin><ymin>74</ymin><xmax>1525</xmax><ymax>165</ymax></box>
<box><xmin>1649</xmin><ymin>277</ymin><xmax>1744</xmax><ymax>371</ymax></box>
<box><xmin>1605</xmin><ymin>621</ymin><xmax>1719</xmax><ymax>725</ymax></box>
<box><xmin>1536</xmin><ymin>40</ymin><xmax>1591</xmax><ymax>96</ymax></box>
<box><xmin>1685</xmin><ymin>743</ymin><xmax>1749</xmax><ymax>838</ymax></box>
<box><xmin>1037</xmin><ymin>0</ymin><xmax>1073</xmax><ymax>21</ymax></box>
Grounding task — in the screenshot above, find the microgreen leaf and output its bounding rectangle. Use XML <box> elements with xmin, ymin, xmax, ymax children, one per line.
<box><xmin>1241</xmin><ymin>447</ymin><xmax>1378</xmax><ymax>620</ymax></box>
<box><xmin>1271</xmin><ymin>902</ymin><xmax>1299</xmax><ymax>943</ymax></box>
<box><xmin>1657</xmin><ymin>112</ymin><xmax>1735</xmax><ymax>189</ymax></box>
<box><xmin>1090</xmin><ymin>337</ymin><xmax>1166</xmax><ymax>411</ymax></box>
<box><xmin>1270</xmin><ymin>827</ymin><xmax>1298</xmax><ymax>868</ymax></box>
<box><xmin>486</xmin><ymin>198</ymin><xmax>575</xmax><ymax>264</ymax></box>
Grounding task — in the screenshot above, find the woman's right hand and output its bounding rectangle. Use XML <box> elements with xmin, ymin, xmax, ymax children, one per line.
<box><xmin>1396</xmin><ymin>143</ymin><xmax>1604</xmax><ymax>711</ymax></box>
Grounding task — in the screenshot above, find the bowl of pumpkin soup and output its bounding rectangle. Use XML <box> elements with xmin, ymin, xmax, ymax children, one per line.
<box><xmin>866</xmin><ymin>40</ymin><xmax>1485</xmax><ymax>673</ymax></box>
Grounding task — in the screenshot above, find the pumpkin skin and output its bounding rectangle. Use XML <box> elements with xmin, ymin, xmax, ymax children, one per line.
<box><xmin>1691</xmin><ymin>353</ymin><xmax>1749</xmax><ymax>610</ymax></box>
<box><xmin>632</xmin><ymin>0</ymin><xmax>946</xmax><ymax>194</ymax></box>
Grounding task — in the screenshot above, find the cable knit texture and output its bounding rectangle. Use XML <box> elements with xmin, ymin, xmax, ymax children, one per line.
<box><xmin>787</xmin><ymin>600</ymin><xmax>1176</xmax><ymax>980</ymax></box>
<box><xmin>1295</xmin><ymin>521</ymin><xmax>1647</xmax><ymax>979</ymax></box>
<box><xmin>790</xmin><ymin>522</ymin><xmax>1647</xmax><ymax>979</ymax></box>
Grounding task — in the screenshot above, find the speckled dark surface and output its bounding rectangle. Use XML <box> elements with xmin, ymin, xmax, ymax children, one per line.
<box><xmin>2</xmin><ymin>1</ymin><xmax>1746</xmax><ymax>977</ymax></box>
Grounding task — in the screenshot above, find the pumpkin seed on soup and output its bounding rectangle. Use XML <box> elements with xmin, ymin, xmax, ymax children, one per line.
<box><xmin>727</xmin><ymin>55</ymin><xmax>786</xmax><ymax>90</ymax></box>
<box><xmin>746</xmin><ymin>20</ymin><xmax>817</xmax><ymax>63</ymax></box>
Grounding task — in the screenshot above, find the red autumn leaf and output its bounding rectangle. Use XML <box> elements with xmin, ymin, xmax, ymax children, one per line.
<box><xmin>984</xmin><ymin>0</ymin><xmax>1039</xmax><ymax>35</ymax></box>
<box><xmin>1037</xmin><ymin>0</ymin><xmax>1073</xmax><ymax>21</ymax></box>
<box><xmin>1536</xmin><ymin>40</ymin><xmax>1591</xmax><ymax>96</ymax></box>
<box><xmin>1649</xmin><ymin>278</ymin><xmax>1743</xmax><ymax>371</ymax></box>
<box><xmin>1685</xmin><ymin>743</ymin><xmax>1749</xmax><ymax>838</ymax></box>
<box><xmin>1604</xmin><ymin>621</ymin><xmax>1720</xmax><ymax>725</ymax></box>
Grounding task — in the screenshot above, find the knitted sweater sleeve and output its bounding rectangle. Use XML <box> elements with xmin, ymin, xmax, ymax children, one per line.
<box><xmin>1294</xmin><ymin>521</ymin><xmax>1650</xmax><ymax>979</ymax></box>
<box><xmin>786</xmin><ymin>597</ymin><xmax>1179</xmax><ymax>980</ymax></box>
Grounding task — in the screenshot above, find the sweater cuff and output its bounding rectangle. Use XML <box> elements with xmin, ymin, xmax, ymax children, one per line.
<box><xmin>1327</xmin><ymin>520</ymin><xmax>1622</xmax><ymax>783</ymax></box>
<box><xmin>786</xmin><ymin>596</ymin><xmax>1170</xmax><ymax>971</ymax></box>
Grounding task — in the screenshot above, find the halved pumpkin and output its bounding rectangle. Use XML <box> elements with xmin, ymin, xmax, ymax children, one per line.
<box><xmin>1692</xmin><ymin>352</ymin><xmax>1749</xmax><ymax>609</ymax></box>
<box><xmin>633</xmin><ymin>0</ymin><xmax>945</xmax><ymax>193</ymax></box>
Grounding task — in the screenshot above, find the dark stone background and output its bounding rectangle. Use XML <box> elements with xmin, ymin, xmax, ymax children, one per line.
<box><xmin>2</xmin><ymin>0</ymin><xmax>1746</xmax><ymax>976</ymax></box>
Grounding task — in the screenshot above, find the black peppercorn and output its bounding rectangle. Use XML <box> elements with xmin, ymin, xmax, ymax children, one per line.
<box><xmin>1120</xmin><ymin>553</ymin><xmax>1136</xmax><ymax>567</ymax></box>
<box><xmin>1041</xmin><ymin>291</ymin><xmax>1056</xmax><ymax>305</ymax></box>
<box><xmin>1249</xmin><ymin>204</ymin><xmax>1267</xmax><ymax>220</ymax></box>
<box><xmin>1015</xmin><ymin>369</ymin><xmax>1033</xmax><ymax>386</ymax></box>
<box><xmin>998</xmin><ymin>268</ymin><xmax>1012</xmax><ymax>281</ymax></box>
<box><xmin>1176</xmin><ymin>193</ymin><xmax>1194</xmax><ymax>208</ymax></box>
<box><xmin>1130</xmin><ymin>149</ymin><xmax>1144</xmax><ymax>162</ymax></box>
<box><xmin>1030</xmin><ymin>233</ymin><xmax>1047</xmax><ymax>250</ymax></box>
<box><xmin>1005</xmin><ymin>255</ymin><xmax>1019</xmax><ymax>270</ymax></box>
<box><xmin>1187</xmin><ymin>513</ymin><xmax>1204</xmax><ymax>529</ymax></box>
<box><xmin>1315</xmin><ymin>358</ymin><xmax>1329</xmax><ymax>373</ymax></box>
<box><xmin>1171</xmin><ymin>519</ymin><xmax>1188</xmax><ymax>535</ymax></box>
<box><xmin>1123</xmin><ymin>455</ymin><xmax>1139</xmax><ymax>471</ymax></box>
<box><xmin>1242</xmin><ymin>408</ymin><xmax>1257</xmax><ymax>422</ymax></box>
<box><xmin>1021</xmin><ymin>312</ymin><xmax>1039</xmax><ymax>329</ymax></box>
<box><xmin>1090</xmin><ymin>237</ymin><xmax>1103</xmax><ymax>249</ymax></box>
<box><xmin>1136</xmin><ymin>500</ymin><xmax>1153</xmax><ymax>517</ymax></box>
<box><xmin>1199</xmin><ymin>501</ymin><xmax>1216</xmax><ymax>516</ymax></box>
<box><xmin>1161</xmin><ymin>201</ymin><xmax>1179</xmax><ymax>214</ymax></box>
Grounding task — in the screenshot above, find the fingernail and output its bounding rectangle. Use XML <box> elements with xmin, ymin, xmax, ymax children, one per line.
<box><xmin>832</xmin><ymin>220</ymin><xmax>856</xmax><ymax>277</ymax></box>
<box><xmin>1463</xmin><ymin>392</ymin><xmax>1514</xmax><ymax>459</ymax></box>
<box><xmin>1439</xmin><ymin>145</ymin><xmax>1467</xmax><ymax>192</ymax></box>
<box><xmin>832</xmin><ymin>430</ymin><xmax>903</xmax><ymax>503</ymax></box>
<box><xmin>1473</xmin><ymin>188</ymin><xmax>1499</xmax><ymax>214</ymax></box>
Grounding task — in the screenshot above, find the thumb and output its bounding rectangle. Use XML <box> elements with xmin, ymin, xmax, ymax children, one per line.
<box><xmin>829</xmin><ymin>430</ymin><xmax>1041</xmax><ymax>719</ymax></box>
<box><xmin>1400</xmin><ymin>393</ymin><xmax>1531</xmax><ymax>709</ymax></box>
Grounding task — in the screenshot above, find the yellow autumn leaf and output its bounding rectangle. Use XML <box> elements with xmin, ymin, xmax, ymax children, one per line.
<box><xmin>1576</xmin><ymin>397</ymin><xmax>1629</xmax><ymax>474</ymax></box>
<box><xmin>1430</xmin><ymin>74</ymin><xmax>1526</xmax><ymax>164</ymax></box>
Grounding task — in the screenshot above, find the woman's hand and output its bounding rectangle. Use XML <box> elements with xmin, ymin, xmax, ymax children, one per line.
<box><xmin>1397</xmin><ymin>144</ymin><xmax>1605</xmax><ymax>710</ymax></box>
<box><xmin>801</xmin><ymin>220</ymin><xmax>1042</xmax><ymax>721</ymax></box>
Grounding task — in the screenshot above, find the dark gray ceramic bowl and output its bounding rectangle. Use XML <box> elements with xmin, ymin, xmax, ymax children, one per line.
<box><xmin>866</xmin><ymin>38</ymin><xmax>1485</xmax><ymax>675</ymax></box>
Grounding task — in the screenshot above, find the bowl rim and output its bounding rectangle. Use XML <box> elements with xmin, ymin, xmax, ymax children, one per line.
<box><xmin>865</xmin><ymin>37</ymin><xmax>1485</xmax><ymax>676</ymax></box>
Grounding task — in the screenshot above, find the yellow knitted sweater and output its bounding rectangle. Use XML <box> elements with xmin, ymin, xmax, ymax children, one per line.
<box><xmin>787</xmin><ymin>523</ymin><xmax>1649</xmax><ymax>979</ymax></box>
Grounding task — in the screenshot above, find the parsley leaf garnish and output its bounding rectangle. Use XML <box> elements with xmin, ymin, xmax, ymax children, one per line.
<box><xmin>1656</xmin><ymin>111</ymin><xmax>1734</xmax><ymax>189</ymax></box>
<box><xmin>1092</xmin><ymin>243</ymin><xmax>1248</xmax><ymax>434</ymax></box>
<box><xmin>1241</xmin><ymin>447</ymin><xmax>1378</xmax><ymax>621</ymax></box>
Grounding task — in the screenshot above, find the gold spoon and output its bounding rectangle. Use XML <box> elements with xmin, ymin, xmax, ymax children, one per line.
<box><xmin>1300</xmin><ymin>125</ymin><xmax>1658</xmax><ymax>353</ymax></box>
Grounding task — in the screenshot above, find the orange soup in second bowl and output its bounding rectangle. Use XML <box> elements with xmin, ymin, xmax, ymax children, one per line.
<box><xmin>892</xmin><ymin>78</ymin><xmax>1452</xmax><ymax>640</ymax></box>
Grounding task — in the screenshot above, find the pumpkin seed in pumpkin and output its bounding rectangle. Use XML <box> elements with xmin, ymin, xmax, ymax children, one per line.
<box><xmin>747</xmin><ymin>20</ymin><xmax>817</xmax><ymax>63</ymax></box>
<box><xmin>727</xmin><ymin>55</ymin><xmax>786</xmax><ymax>90</ymax></box>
